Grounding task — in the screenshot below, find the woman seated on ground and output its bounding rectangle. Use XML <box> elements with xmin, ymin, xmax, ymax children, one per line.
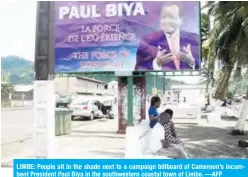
<box><xmin>160</xmin><ymin>109</ymin><xmax>182</xmax><ymax>144</ymax></box>
<box><xmin>159</xmin><ymin>109</ymin><xmax>189</xmax><ymax>158</ymax></box>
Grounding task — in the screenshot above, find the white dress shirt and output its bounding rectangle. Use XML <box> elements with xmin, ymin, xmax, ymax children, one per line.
<box><xmin>153</xmin><ymin>30</ymin><xmax>180</xmax><ymax>70</ymax></box>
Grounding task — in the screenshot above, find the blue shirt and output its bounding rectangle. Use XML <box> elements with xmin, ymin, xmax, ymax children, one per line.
<box><xmin>148</xmin><ymin>106</ymin><xmax>159</xmax><ymax>128</ymax></box>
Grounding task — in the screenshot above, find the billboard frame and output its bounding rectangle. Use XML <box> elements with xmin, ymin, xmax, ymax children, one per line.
<box><xmin>35</xmin><ymin>2</ymin><xmax>202</xmax><ymax>135</ymax></box>
<box><xmin>35</xmin><ymin>1</ymin><xmax>202</xmax><ymax>78</ymax></box>
<box><xmin>53</xmin><ymin>1</ymin><xmax>202</xmax><ymax>74</ymax></box>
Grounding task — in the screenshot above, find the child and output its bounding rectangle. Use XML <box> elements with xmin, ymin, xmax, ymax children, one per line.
<box><xmin>160</xmin><ymin>109</ymin><xmax>190</xmax><ymax>158</ymax></box>
<box><xmin>160</xmin><ymin>109</ymin><xmax>181</xmax><ymax>144</ymax></box>
<box><xmin>148</xmin><ymin>96</ymin><xmax>161</xmax><ymax>128</ymax></box>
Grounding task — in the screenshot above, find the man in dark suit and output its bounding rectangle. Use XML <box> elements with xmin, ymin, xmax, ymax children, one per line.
<box><xmin>135</xmin><ymin>3</ymin><xmax>199</xmax><ymax>71</ymax></box>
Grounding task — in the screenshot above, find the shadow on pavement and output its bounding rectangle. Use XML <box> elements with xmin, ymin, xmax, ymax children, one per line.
<box><xmin>177</xmin><ymin>125</ymin><xmax>248</xmax><ymax>158</ymax></box>
<box><xmin>1</xmin><ymin>164</ymin><xmax>13</xmax><ymax>168</ymax></box>
<box><xmin>221</xmin><ymin>116</ymin><xmax>239</xmax><ymax>122</ymax></box>
<box><xmin>89</xmin><ymin>150</ymin><xmax>125</xmax><ymax>157</ymax></box>
<box><xmin>71</xmin><ymin>130</ymin><xmax>118</xmax><ymax>134</ymax></box>
<box><xmin>66</xmin><ymin>134</ymin><xmax>124</xmax><ymax>139</ymax></box>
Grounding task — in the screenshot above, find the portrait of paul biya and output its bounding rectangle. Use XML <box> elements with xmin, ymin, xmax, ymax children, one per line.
<box><xmin>135</xmin><ymin>2</ymin><xmax>200</xmax><ymax>71</ymax></box>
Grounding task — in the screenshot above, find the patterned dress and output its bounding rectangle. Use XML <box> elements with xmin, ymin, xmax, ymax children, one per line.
<box><xmin>163</xmin><ymin>121</ymin><xmax>181</xmax><ymax>144</ymax></box>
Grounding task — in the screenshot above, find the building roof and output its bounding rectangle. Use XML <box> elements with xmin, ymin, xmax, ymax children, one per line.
<box><xmin>108</xmin><ymin>81</ymin><xmax>118</xmax><ymax>85</ymax></box>
<box><xmin>77</xmin><ymin>77</ymin><xmax>106</xmax><ymax>84</ymax></box>
<box><xmin>171</xmin><ymin>84</ymin><xmax>206</xmax><ymax>90</ymax></box>
<box><xmin>14</xmin><ymin>85</ymin><xmax>33</xmax><ymax>92</ymax></box>
<box><xmin>1</xmin><ymin>81</ymin><xmax>8</xmax><ymax>85</ymax></box>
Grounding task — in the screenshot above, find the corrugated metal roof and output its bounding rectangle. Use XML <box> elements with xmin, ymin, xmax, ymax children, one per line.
<box><xmin>14</xmin><ymin>85</ymin><xmax>33</xmax><ymax>92</ymax></box>
<box><xmin>108</xmin><ymin>81</ymin><xmax>118</xmax><ymax>85</ymax></box>
<box><xmin>77</xmin><ymin>77</ymin><xmax>106</xmax><ymax>84</ymax></box>
<box><xmin>171</xmin><ymin>84</ymin><xmax>206</xmax><ymax>90</ymax></box>
<box><xmin>1</xmin><ymin>81</ymin><xmax>8</xmax><ymax>85</ymax></box>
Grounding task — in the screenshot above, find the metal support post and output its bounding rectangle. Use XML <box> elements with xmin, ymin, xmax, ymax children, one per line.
<box><xmin>127</xmin><ymin>76</ymin><xmax>134</xmax><ymax>126</ymax></box>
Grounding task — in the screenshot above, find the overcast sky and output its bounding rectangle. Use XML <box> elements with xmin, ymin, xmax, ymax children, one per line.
<box><xmin>1</xmin><ymin>0</ymin><xmax>37</xmax><ymax>60</ymax></box>
<box><xmin>1</xmin><ymin>0</ymin><xmax>204</xmax><ymax>84</ymax></box>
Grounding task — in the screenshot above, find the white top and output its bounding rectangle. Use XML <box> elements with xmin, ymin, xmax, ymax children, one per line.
<box><xmin>148</xmin><ymin>123</ymin><xmax>165</xmax><ymax>153</ymax></box>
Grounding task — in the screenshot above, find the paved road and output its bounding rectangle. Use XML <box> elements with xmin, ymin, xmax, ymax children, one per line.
<box><xmin>1</xmin><ymin>108</ymin><xmax>33</xmax><ymax>144</ymax></box>
<box><xmin>1</xmin><ymin>103</ymin><xmax>197</xmax><ymax>145</ymax></box>
<box><xmin>1</xmin><ymin>108</ymin><xmax>113</xmax><ymax>145</ymax></box>
<box><xmin>1</xmin><ymin>116</ymin><xmax>120</xmax><ymax>167</ymax></box>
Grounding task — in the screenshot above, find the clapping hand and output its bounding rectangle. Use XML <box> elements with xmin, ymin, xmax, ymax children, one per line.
<box><xmin>156</xmin><ymin>46</ymin><xmax>174</xmax><ymax>66</ymax></box>
<box><xmin>176</xmin><ymin>44</ymin><xmax>195</xmax><ymax>67</ymax></box>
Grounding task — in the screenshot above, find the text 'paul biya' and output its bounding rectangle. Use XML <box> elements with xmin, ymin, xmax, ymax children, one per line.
<box><xmin>59</xmin><ymin>2</ymin><xmax>145</xmax><ymax>19</ymax></box>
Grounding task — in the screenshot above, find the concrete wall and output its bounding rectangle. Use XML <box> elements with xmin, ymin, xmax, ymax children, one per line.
<box><xmin>1</xmin><ymin>90</ymin><xmax>34</xmax><ymax>108</ymax></box>
<box><xmin>171</xmin><ymin>86</ymin><xmax>206</xmax><ymax>106</ymax></box>
<box><xmin>54</xmin><ymin>77</ymin><xmax>106</xmax><ymax>95</ymax></box>
<box><xmin>11</xmin><ymin>100</ymin><xmax>33</xmax><ymax>107</ymax></box>
<box><xmin>179</xmin><ymin>89</ymin><xmax>204</xmax><ymax>105</ymax></box>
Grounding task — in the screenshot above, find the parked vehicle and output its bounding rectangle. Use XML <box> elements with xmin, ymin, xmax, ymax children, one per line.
<box><xmin>100</xmin><ymin>98</ymin><xmax>115</xmax><ymax>119</ymax></box>
<box><xmin>68</xmin><ymin>98</ymin><xmax>102</xmax><ymax>120</ymax></box>
<box><xmin>56</xmin><ymin>94</ymin><xmax>72</xmax><ymax>108</ymax></box>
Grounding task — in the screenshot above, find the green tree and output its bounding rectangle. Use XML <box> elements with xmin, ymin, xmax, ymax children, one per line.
<box><xmin>201</xmin><ymin>12</ymin><xmax>216</xmax><ymax>93</ymax></box>
<box><xmin>204</xmin><ymin>2</ymin><xmax>248</xmax><ymax>135</ymax></box>
<box><xmin>1</xmin><ymin>56</ymin><xmax>34</xmax><ymax>84</ymax></box>
<box><xmin>204</xmin><ymin>2</ymin><xmax>248</xmax><ymax>99</ymax></box>
<box><xmin>1</xmin><ymin>72</ymin><xmax>14</xmax><ymax>94</ymax></box>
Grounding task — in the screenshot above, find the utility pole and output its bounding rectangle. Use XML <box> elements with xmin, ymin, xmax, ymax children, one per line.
<box><xmin>34</xmin><ymin>1</ymin><xmax>55</xmax><ymax>158</ymax></box>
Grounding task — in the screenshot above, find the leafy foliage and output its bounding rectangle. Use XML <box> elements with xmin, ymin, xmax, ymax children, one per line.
<box><xmin>1</xmin><ymin>72</ymin><xmax>14</xmax><ymax>95</ymax></box>
<box><xmin>202</xmin><ymin>2</ymin><xmax>248</xmax><ymax>99</ymax></box>
<box><xmin>1</xmin><ymin>56</ymin><xmax>34</xmax><ymax>85</ymax></box>
<box><xmin>228</xmin><ymin>69</ymin><xmax>248</xmax><ymax>95</ymax></box>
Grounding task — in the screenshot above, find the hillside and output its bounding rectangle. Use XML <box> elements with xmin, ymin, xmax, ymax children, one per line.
<box><xmin>1</xmin><ymin>56</ymin><xmax>186</xmax><ymax>91</ymax></box>
<box><xmin>1</xmin><ymin>56</ymin><xmax>34</xmax><ymax>84</ymax></box>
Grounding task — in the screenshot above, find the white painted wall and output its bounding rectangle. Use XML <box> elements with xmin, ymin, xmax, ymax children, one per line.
<box><xmin>179</xmin><ymin>89</ymin><xmax>203</xmax><ymax>105</ymax></box>
<box><xmin>54</xmin><ymin>77</ymin><xmax>106</xmax><ymax>95</ymax></box>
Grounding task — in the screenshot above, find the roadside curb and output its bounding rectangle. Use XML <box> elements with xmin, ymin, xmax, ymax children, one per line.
<box><xmin>1</xmin><ymin>137</ymin><xmax>33</xmax><ymax>146</ymax></box>
<box><xmin>1</xmin><ymin>107</ymin><xmax>32</xmax><ymax>111</ymax></box>
<box><xmin>1</xmin><ymin>163</ymin><xmax>13</xmax><ymax>168</ymax></box>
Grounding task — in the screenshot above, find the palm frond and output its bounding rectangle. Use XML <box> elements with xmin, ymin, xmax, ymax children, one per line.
<box><xmin>211</xmin><ymin>2</ymin><xmax>243</xmax><ymax>19</ymax></box>
<box><xmin>202</xmin><ymin>1</ymin><xmax>216</xmax><ymax>15</ymax></box>
<box><xmin>243</xmin><ymin>17</ymin><xmax>248</xmax><ymax>37</ymax></box>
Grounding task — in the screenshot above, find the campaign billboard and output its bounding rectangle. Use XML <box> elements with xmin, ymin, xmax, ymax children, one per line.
<box><xmin>54</xmin><ymin>1</ymin><xmax>200</xmax><ymax>73</ymax></box>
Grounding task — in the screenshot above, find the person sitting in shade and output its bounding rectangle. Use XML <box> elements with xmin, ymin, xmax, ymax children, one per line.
<box><xmin>148</xmin><ymin>109</ymin><xmax>189</xmax><ymax>158</ymax></box>
<box><xmin>159</xmin><ymin>109</ymin><xmax>190</xmax><ymax>158</ymax></box>
<box><xmin>148</xmin><ymin>96</ymin><xmax>161</xmax><ymax>128</ymax></box>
